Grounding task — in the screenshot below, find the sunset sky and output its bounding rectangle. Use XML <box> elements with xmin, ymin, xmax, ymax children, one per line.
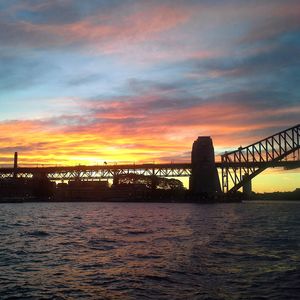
<box><xmin>0</xmin><ymin>0</ymin><xmax>299</xmax><ymax>191</ymax></box>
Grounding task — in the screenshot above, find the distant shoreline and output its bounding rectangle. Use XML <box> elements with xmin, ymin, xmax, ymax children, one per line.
<box><xmin>0</xmin><ymin>196</ymin><xmax>241</xmax><ymax>204</ymax></box>
<box><xmin>1</xmin><ymin>189</ymin><xmax>299</xmax><ymax>203</ymax></box>
<box><xmin>249</xmin><ymin>189</ymin><xmax>300</xmax><ymax>201</ymax></box>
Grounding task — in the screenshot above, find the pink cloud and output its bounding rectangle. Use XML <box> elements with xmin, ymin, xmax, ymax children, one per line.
<box><xmin>14</xmin><ymin>4</ymin><xmax>192</xmax><ymax>54</ymax></box>
<box><xmin>0</xmin><ymin>97</ymin><xmax>299</xmax><ymax>166</ymax></box>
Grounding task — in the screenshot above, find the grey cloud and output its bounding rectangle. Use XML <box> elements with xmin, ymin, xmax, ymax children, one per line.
<box><xmin>208</xmin><ymin>90</ymin><xmax>297</xmax><ymax>109</ymax></box>
<box><xmin>85</xmin><ymin>87</ymin><xmax>299</xmax><ymax>133</ymax></box>
<box><xmin>67</xmin><ymin>73</ymin><xmax>104</xmax><ymax>86</ymax></box>
<box><xmin>239</xmin><ymin>13</ymin><xmax>300</xmax><ymax>45</ymax></box>
<box><xmin>0</xmin><ymin>55</ymin><xmax>40</xmax><ymax>90</ymax></box>
<box><xmin>193</xmin><ymin>41</ymin><xmax>300</xmax><ymax>78</ymax></box>
<box><xmin>0</xmin><ymin>142</ymin><xmax>51</xmax><ymax>153</ymax></box>
<box><xmin>0</xmin><ymin>19</ymin><xmax>69</xmax><ymax>49</ymax></box>
<box><xmin>2</xmin><ymin>0</ymin><xmax>131</xmax><ymax>25</ymax></box>
<box><xmin>0</xmin><ymin>52</ymin><xmax>58</xmax><ymax>91</ymax></box>
<box><xmin>0</xmin><ymin>0</ymin><xmax>143</xmax><ymax>49</ymax></box>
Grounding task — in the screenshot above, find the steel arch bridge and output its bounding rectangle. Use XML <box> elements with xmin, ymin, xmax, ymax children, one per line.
<box><xmin>221</xmin><ymin>124</ymin><xmax>300</xmax><ymax>193</ymax></box>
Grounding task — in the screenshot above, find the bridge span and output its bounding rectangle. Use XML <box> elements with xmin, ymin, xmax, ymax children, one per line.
<box><xmin>0</xmin><ymin>160</ymin><xmax>299</xmax><ymax>180</ymax></box>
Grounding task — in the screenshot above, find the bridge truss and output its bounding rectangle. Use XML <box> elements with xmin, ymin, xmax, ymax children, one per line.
<box><xmin>0</xmin><ymin>161</ymin><xmax>299</xmax><ymax>182</ymax></box>
<box><xmin>0</xmin><ymin>163</ymin><xmax>192</xmax><ymax>181</ymax></box>
<box><xmin>221</xmin><ymin>124</ymin><xmax>300</xmax><ymax>193</ymax></box>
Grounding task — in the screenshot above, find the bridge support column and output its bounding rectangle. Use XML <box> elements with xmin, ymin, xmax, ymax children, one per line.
<box><xmin>113</xmin><ymin>174</ymin><xmax>119</xmax><ymax>186</ymax></box>
<box><xmin>242</xmin><ymin>175</ymin><xmax>252</xmax><ymax>199</ymax></box>
<box><xmin>150</xmin><ymin>175</ymin><xmax>158</xmax><ymax>191</ymax></box>
<box><xmin>190</xmin><ymin>136</ymin><xmax>221</xmax><ymax>198</ymax></box>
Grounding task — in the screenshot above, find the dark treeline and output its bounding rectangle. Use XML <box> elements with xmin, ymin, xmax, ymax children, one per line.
<box><xmin>250</xmin><ymin>189</ymin><xmax>300</xmax><ymax>201</ymax></box>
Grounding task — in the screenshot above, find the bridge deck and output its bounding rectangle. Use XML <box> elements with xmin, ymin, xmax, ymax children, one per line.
<box><xmin>0</xmin><ymin>161</ymin><xmax>299</xmax><ymax>180</ymax></box>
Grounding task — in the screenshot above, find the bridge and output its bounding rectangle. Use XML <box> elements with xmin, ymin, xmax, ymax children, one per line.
<box><xmin>221</xmin><ymin>123</ymin><xmax>300</xmax><ymax>193</ymax></box>
<box><xmin>0</xmin><ymin>124</ymin><xmax>299</xmax><ymax>194</ymax></box>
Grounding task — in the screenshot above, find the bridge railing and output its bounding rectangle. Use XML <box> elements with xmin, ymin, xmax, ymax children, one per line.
<box><xmin>221</xmin><ymin>124</ymin><xmax>300</xmax><ymax>193</ymax></box>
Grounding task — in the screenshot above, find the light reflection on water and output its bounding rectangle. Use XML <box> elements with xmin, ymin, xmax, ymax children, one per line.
<box><xmin>0</xmin><ymin>201</ymin><xmax>299</xmax><ymax>299</ymax></box>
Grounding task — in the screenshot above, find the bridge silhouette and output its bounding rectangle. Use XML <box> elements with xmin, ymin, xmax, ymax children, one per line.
<box><xmin>0</xmin><ymin>124</ymin><xmax>299</xmax><ymax>194</ymax></box>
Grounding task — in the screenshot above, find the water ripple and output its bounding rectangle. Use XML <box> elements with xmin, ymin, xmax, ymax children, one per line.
<box><xmin>0</xmin><ymin>201</ymin><xmax>299</xmax><ymax>299</ymax></box>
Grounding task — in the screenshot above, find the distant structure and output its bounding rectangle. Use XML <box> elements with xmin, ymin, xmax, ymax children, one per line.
<box><xmin>190</xmin><ymin>136</ymin><xmax>221</xmax><ymax>196</ymax></box>
<box><xmin>13</xmin><ymin>152</ymin><xmax>18</xmax><ymax>179</ymax></box>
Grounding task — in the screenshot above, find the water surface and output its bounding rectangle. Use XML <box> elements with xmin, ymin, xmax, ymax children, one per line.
<box><xmin>0</xmin><ymin>201</ymin><xmax>299</xmax><ymax>299</ymax></box>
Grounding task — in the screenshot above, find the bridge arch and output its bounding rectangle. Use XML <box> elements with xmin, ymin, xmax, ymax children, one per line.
<box><xmin>221</xmin><ymin>124</ymin><xmax>300</xmax><ymax>193</ymax></box>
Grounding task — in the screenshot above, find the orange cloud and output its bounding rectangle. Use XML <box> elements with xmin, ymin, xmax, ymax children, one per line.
<box><xmin>1</xmin><ymin>94</ymin><xmax>299</xmax><ymax>168</ymax></box>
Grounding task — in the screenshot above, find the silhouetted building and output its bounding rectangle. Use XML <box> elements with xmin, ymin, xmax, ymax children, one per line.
<box><xmin>0</xmin><ymin>176</ymin><xmax>55</xmax><ymax>201</ymax></box>
<box><xmin>55</xmin><ymin>180</ymin><xmax>109</xmax><ymax>201</ymax></box>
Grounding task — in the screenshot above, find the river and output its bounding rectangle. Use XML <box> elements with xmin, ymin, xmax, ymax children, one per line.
<box><xmin>0</xmin><ymin>201</ymin><xmax>299</xmax><ymax>299</ymax></box>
